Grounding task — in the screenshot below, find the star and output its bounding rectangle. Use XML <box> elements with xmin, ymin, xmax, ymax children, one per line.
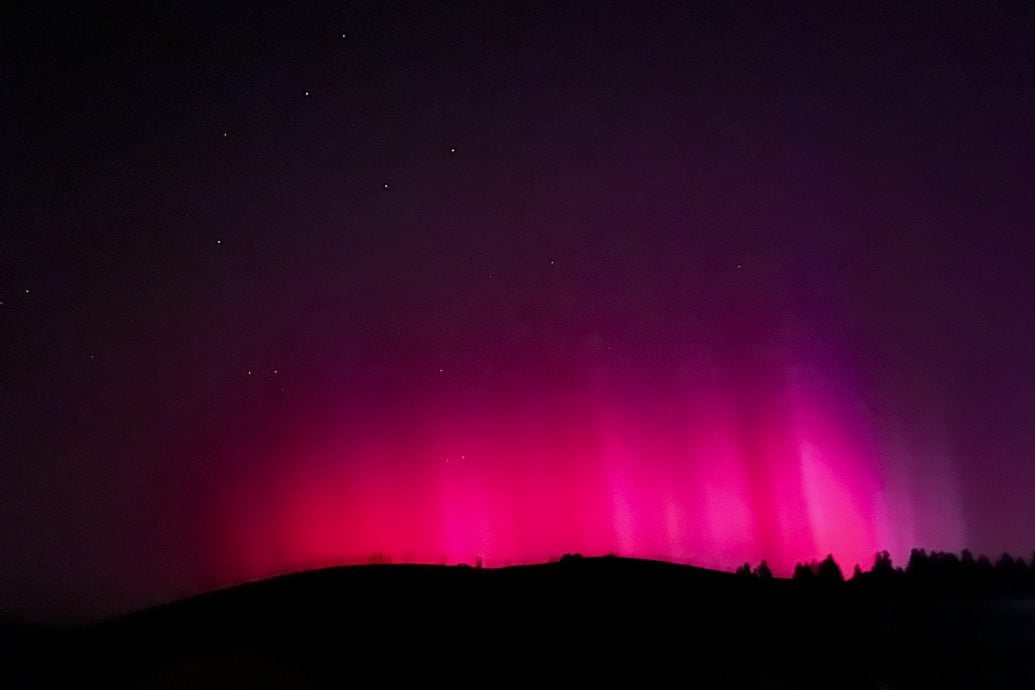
<box><xmin>450</xmin><ymin>147</ymin><xmax>455</xmax><ymax>153</ymax></box>
<box><xmin>216</xmin><ymin>239</ymin><xmax>222</xmax><ymax>245</ymax></box>
<box><xmin>222</xmin><ymin>131</ymin><xmax>228</xmax><ymax>138</ymax></box>
<box><xmin>24</xmin><ymin>289</ymin><xmax>29</xmax><ymax>294</ymax></box>
<box><xmin>304</xmin><ymin>91</ymin><xmax>310</xmax><ymax>96</ymax></box>
<box><xmin>384</xmin><ymin>183</ymin><xmax>389</xmax><ymax>189</ymax></box>
<box><xmin>247</xmin><ymin>370</ymin><xmax>252</xmax><ymax>376</ymax></box>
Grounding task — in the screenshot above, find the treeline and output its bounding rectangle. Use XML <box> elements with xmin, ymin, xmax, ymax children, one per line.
<box><xmin>736</xmin><ymin>548</ymin><xmax>1035</xmax><ymax>594</ymax></box>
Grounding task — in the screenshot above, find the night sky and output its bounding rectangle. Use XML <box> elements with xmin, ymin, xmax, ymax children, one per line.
<box><xmin>3</xmin><ymin>1</ymin><xmax>1035</xmax><ymax>622</ymax></box>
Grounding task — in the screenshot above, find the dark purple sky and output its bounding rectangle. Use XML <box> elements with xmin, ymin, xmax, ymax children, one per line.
<box><xmin>2</xmin><ymin>1</ymin><xmax>1034</xmax><ymax>622</ymax></box>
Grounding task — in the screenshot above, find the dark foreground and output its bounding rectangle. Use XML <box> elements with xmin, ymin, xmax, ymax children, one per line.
<box><xmin>3</xmin><ymin>556</ymin><xmax>1035</xmax><ymax>689</ymax></box>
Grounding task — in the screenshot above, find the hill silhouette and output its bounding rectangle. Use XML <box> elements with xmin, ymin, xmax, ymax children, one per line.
<box><xmin>3</xmin><ymin>555</ymin><xmax>1035</xmax><ymax>689</ymax></box>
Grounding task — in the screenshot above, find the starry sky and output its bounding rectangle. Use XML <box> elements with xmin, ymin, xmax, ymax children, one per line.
<box><xmin>2</xmin><ymin>1</ymin><xmax>1035</xmax><ymax>622</ymax></box>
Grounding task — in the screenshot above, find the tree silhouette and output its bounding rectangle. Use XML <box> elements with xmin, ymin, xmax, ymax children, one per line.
<box><xmin>817</xmin><ymin>554</ymin><xmax>844</xmax><ymax>584</ymax></box>
<box><xmin>906</xmin><ymin>548</ymin><xmax>929</xmax><ymax>578</ymax></box>
<box><xmin>871</xmin><ymin>550</ymin><xmax>896</xmax><ymax>578</ymax></box>
<box><xmin>792</xmin><ymin>562</ymin><xmax>816</xmax><ymax>583</ymax></box>
<box><xmin>996</xmin><ymin>553</ymin><xmax>1017</xmax><ymax>571</ymax></box>
<box><xmin>733</xmin><ymin>548</ymin><xmax>1035</xmax><ymax>594</ymax></box>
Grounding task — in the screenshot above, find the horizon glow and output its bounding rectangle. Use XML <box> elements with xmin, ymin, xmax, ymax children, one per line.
<box><xmin>215</xmin><ymin>357</ymin><xmax>964</xmax><ymax>583</ymax></box>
